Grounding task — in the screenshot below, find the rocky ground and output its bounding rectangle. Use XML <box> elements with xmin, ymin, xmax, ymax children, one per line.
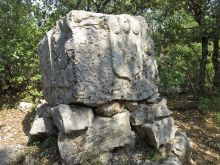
<box><xmin>0</xmin><ymin>95</ymin><xmax>219</xmax><ymax>165</ymax></box>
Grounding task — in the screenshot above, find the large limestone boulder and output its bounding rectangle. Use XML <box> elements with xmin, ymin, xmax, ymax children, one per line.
<box><xmin>34</xmin><ymin>10</ymin><xmax>191</xmax><ymax>165</ymax></box>
<box><xmin>58</xmin><ymin>111</ymin><xmax>135</xmax><ymax>164</ymax></box>
<box><xmin>38</xmin><ymin>10</ymin><xmax>159</xmax><ymax>106</ymax></box>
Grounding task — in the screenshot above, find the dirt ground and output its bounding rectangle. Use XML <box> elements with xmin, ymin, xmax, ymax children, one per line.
<box><xmin>0</xmin><ymin>109</ymin><xmax>31</xmax><ymax>145</ymax></box>
<box><xmin>168</xmin><ymin>96</ymin><xmax>220</xmax><ymax>165</ymax></box>
<box><xmin>0</xmin><ymin>95</ymin><xmax>219</xmax><ymax>164</ymax></box>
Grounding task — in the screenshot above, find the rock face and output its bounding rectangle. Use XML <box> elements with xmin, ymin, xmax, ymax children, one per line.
<box><xmin>130</xmin><ymin>98</ymin><xmax>172</xmax><ymax>125</ymax></box>
<box><xmin>0</xmin><ymin>144</ymin><xmax>25</xmax><ymax>165</ymax></box>
<box><xmin>29</xmin><ymin>104</ymin><xmax>57</xmax><ymax>137</ymax></box>
<box><xmin>51</xmin><ymin>104</ymin><xmax>94</xmax><ymax>134</ymax></box>
<box><xmin>38</xmin><ymin>10</ymin><xmax>159</xmax><ymax>106</ymax></box>
<box><xmin>135</xmin><ymin>117</ymin><xmax>176</xmax><ymax>149</ymax></box>
<box><xmin>33</xmin><ymin>10</ymin><xmax>192</xmax><ymax>164</ymax></box>
<box><xmin>129</xmin><ymin>98</ymin><xmax>176</xmax><ymax>149</ymax></box>
<box><xmin>167</xmin><ymin>132</ymin><xmax>193</xmax><ymax>164</ymax></box>
<box><xmin>58</xmin><ymin>111</ymin><xmax>135</xmax><ymax>164</ymax></box>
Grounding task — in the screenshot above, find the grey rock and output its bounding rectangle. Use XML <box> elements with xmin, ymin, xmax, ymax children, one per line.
<box><xmin>136</xmin><ymin>117</ymin><xmax>176</xmax><ymax>149</ymax></box>
<box><xmin>18</xmin><ymin>102</ymin><xmax>33</xmax><ymax>111</ymax></box>
<box><xmin>33</xmin><ymin>103</ymin><xmax>52</xmax><ymax>118</ymax></box>
<box><xmin>98</xmin><ymin>152</ymin><xmax>112</xmax><ymax>164</ymax></box>
<box><xmin>58</xmin><ymin>111</ymin><xmax>135</xmax><ymax>164</ymax></box>
<box><xmin>52</xmin><ymin>162</ymin><xmax>60</xmax><ymax>165</ymax></box>
<box><xmin>146</xmin><ymin>93</ymin><xmax>160</xmax><ymax>103</ymax></box>
<box><xmin>83</xmin><ymin>151</ymin><xmax>112</xmax><ymax>164</ymax></box>
<box><xmin>161</xmin><ymin>157</ymin><xmax>182</xmax><ymax>165</ymax></box>
<box><xmin>130</xmin><ymin>98</ymin><xmax>172</xmax><ymax>125</ymax></box>
<box><xmin>0</xmin><ymin>144</ymin><xmax>25</xmax><ymax>165</ymax></box>
<box><xmin>137</xmin><ymin>161</ymin><xmax>157</xmax><ymax>165</ymax></box>
<box><xmin>29</xmin><ymin>104</ymin><xmax>57</xmax><ymax>137</ymax></box>
<box><xmin>36</xmin><ymin>99</ymin><xmax>47</xmax><ymax>108</ymax></box>
<box><xmin>38</xmin><ymin>10</ymin><xmax>159</xmax><ymax>106</ymax></box>
<box><xmin>95</xmin><ymin>101</ymin><xmax>124</xmax><ymax>117</ymax></box>
<box><xmin>52</xmin><ymin>104</ymin><xmax>94</xmax><ymax>134</ymax></box>
<box><xmin>168</xmin><ymin>132</ymin><xmax>193</xmax><ymax>164</ymax></box>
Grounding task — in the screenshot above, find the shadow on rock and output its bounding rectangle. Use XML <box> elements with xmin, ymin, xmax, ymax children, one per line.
<box><xmin>22</xmin><ymin>110</ymin><xmax>36</xmax><ymax>137</ymax></box>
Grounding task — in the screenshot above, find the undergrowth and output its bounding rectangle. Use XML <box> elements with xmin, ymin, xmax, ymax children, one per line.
<box><xmin>198</xmin><ymin>90</ymin><xmax>220</xmax><ymax>126</ymax></box>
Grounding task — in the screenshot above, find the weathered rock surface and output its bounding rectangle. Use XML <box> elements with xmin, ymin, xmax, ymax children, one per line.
<box><xmin>29</xmin><ymin>104</ymin><xmax>57</xmax><ymax>136</ymax></box>
<box><xmin>38</xmin><ymin>10</ymin><xmax>159</xmax><ymax>106</ymax></box>
<box><xmin>135</xmin><ymin>117</ymin><xmax>176</xmax><ymax>149</ymax></box>
<box><xmin>58</xmin><ymin>111</ymin><xmax>135</xmax><ymax>164</ymax></box>
<box><xmin>0</xmin><ymin>144</ymin><xmax>25</xmax><ymax>165</ymax></box>
<box><xmin>130</xmin><ymin>98</ymin><xmax>172</xmax><ymax>125</ymax></box>
<box><xmin>52</xmin><ymin>104</ymin><xmax>94</xmax><ymax>134</ymax></box>
<box><xmin>161</xmin><ymin>157</ymin><xmax>182</xmax><ymax>165</ymax></box>
<box><xmin>29</xmin><ymin>118</ymin><xmax>56</xmax><ymax>137</ymax></box>
<box><xmin>95</xmin><ymin>101</ymin><xmax>124</xmax><ymax>117</ymax></box>
<box><xmin>18</xmin><ymin>102</ymin><xmax>33</xmax><ymax>111</ymax></box>
<box><xmin>146</xmin><ymin>93</ymin><xmax>160</xmax><ymax>103</ymax></box>
<box><xmin>167</xmin><ymin>132</ymin><xmax>193</xmax><ymax>164</ymax></box>
<box><xmin>23</xmin><ymin>155</ymin><xmax>40</xmax><ymax>165</ymax></box>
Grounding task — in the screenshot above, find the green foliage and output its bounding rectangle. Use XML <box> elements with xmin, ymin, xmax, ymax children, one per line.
<box><xmin>59</xmin><ymin>0</ymin><xmax>149</xmax><ymax>14</ymax></box>
<box><xmin>148</xmin><ymin>150</ymin><xmax>164</xmax><ymax>163</ymax></box>
<box><xmin>198</xmin><ymin>91</ymin><xmax>220</xmax><ymax>111</ymax></box>
<box><xmin>157</xmin><ymin>44</ymin><xmax>200</xmax><ymax>89</ymax></box>
<box><xmin>21</xmin><ymin>85</ymin><xmax>43</xmax><ymax>102</ymax></box>
<box><xmin>216</xmin><ymin>112</ymin><xmax>220</xmax><ymax>127</ymax></box>
<box><xmin>0</xmin><ymin>0</ymin><xmax>42</xmax><ymax>97</ymax></box>
<box><xmin>0</xmin><ymin>0</ymin><xmax>67</xmax><ymax>100</ymax></box>
<box><xmin>198</xmin><ymin>97</ymin><xmax>210</xmax><ymax>113</ymax></box>
<box><xmin>41</xmin><ymin>136</ymin><xmax>57</xmax><ymax>149</ymax></box>
<box><xmin>146</xmin><ymin>0</ymin><xmax>220</xmax><ymax>93</ymax></box>
<box><xmin>198</xmin><ymin>91</ymin><xmax>220</xmax><ymax>126</ymax></box>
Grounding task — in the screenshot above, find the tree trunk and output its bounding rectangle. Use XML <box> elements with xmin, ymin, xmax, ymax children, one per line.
<box><xmin>198</xmin><ymin>34</ymin><xmax>209</xmax><ymax>94</ymax></box>
<box><xmin>212</xmin><ymin>30</ymin><xmax>220</xmax><ymax>89</ymax></box>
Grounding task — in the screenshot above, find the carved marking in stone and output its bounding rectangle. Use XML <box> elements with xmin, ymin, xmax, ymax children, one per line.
<box><xmin>108</xmin><ymin>16</ymin><xmax>143</xmax><ymax>81</ymax></box>
<box><xmin>121</xmin><ymin>17</ymin><xmax>130</xmax><ymax>33</ymax></box>
<box><xmin>132</xmin><ymin>19</ymin><xmax>140</xmax><ymax>35</ymax></box>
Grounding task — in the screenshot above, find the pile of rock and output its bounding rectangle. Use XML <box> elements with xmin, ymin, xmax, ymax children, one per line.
<box><xmin>29</xmin><ymin>10</ymin><xmax>192</xmax><ymax>164</ymax></box>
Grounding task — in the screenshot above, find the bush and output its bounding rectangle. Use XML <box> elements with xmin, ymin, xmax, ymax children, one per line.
<box><xmin>0</xmin><ymin>1</ymin><xmax>43</xmax><ymax>97</ymax></box>
<box><xmin>156</xmin><ymin>44</ymin><xmax>201</xmax><ymax>93</ymax></box>
<box><xmin>198</xmin><ymin>91</ymin><xmax>220</xmax><ymax>126</ymax></box>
